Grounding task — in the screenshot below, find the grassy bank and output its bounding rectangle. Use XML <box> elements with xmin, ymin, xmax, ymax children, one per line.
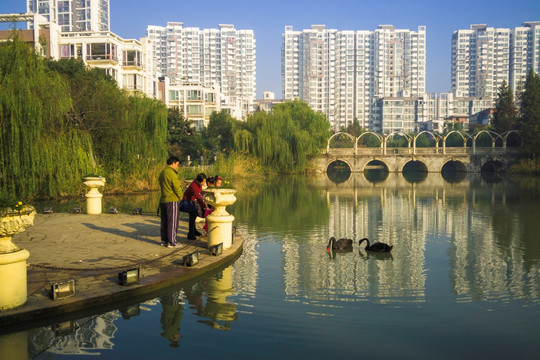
<box><xmin>509</xmin><ymin>158</ymin><xmax>540</xmax><ymax>175</ymax></box>
<box><xmin>97</xmin><ymin>153</ymin><xmax>267</xmax><ymax>196</ymax></box>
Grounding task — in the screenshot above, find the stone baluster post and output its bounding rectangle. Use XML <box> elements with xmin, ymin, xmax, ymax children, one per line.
<box><xmin>0</xmin><ymin>205</ymin><xmax>36</xmax><ymax>310</ymax></box>
<box><xmin>83</xmin><ymin>176</ymin><xmax>106</xmax><ymax>215</ymax></box>
<box><xmin>203</xmin><ymin>188</ymin><xmax>237</xmax><ymax>250</ymax></box>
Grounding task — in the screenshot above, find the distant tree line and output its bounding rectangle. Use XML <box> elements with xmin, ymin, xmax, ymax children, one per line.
<box><xmin>169</xmin><ymin>99</ymin><xmax>331</xmax><ymax>173</ymax></box>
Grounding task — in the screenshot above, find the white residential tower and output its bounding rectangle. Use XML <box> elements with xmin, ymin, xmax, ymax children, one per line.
<box><xmin>282</xmin><ymin>24</ymin><xmax>426</xmax><ymax>131</ymax></box>
<box><xmin>146</xmin><ymin>22</ymin><xmax>256</xmax><ymax>118</ymax></box>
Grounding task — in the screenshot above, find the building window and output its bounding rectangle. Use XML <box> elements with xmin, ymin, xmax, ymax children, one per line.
<box><xmin>123</xmin><ymin>50</ymin><xmax>141</xmax><ymax>67</ymax></box>
<box><xmin>86</xmin><ymin>43</ymin><xmax>117</xmax><ymax>61</ymax></box>
<box><xmin>186</xmin><ymin>105</ymin><xmax>202</xmax><ymax>115</ymax></box>
<box><xmin>187</xmin><ymin>90</ymin><xmax>202</xmax><ymax>101</ymax></box>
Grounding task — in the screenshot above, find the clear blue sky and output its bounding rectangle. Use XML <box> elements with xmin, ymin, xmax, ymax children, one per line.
<box><xmin>2</xmin><ymin>0</ymin><xmax>539</xmax><ymax>98</ymax></box>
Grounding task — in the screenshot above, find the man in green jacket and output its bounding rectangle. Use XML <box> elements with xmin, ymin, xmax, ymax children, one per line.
<box><xmin>159</xmin><ymin>156</ymin><xmax>183</xmax><ymax>248</ymax></box>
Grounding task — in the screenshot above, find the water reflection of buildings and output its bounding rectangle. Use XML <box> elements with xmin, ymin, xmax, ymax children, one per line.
<box><xmin>283</xmin><ymin>174</ymin><xmax>429</xmax><ymax>304</ymax></box>
<box><xmin>27</xmin><ymin>312</ymin><xmax>120</xmax><ymax>356</ymax></box>
<box><xmin>279</xmin><ymin>173</ymin><xmax>539</xmax><ymax>304</ymax></box>
<box><xmin>24</xmin><ymin>299</ymin><xmax>160</xmax><ymax>357</ymax></box>
<box><xmin>230</xmin><ymin>227</ymin><xmax>259</xmax><ymax>308</ymax></box>
<box><xmin>447</xmin><ymin>195</ymin><xmax>540</xmax><ymax>302</ymax></box>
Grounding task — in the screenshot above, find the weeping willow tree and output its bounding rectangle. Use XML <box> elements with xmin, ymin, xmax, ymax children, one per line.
<box><xmin>101</xmin><ymin>95</ymin><xmax>168</xmax><ymax>186</ymax></box>
<box><xmin>235</xmin><ymin>100</ymin><xmax>330</xmax><ymax>172</ymax></box>
<box><xmin>0</xmin><ymin>34</ymin><xmax>94</xmax><ymax>199</ymax></box>
<box><xmin>1</xmin><ymin>36</ymin><xmax>168</xmax><ymax>200</ymax></box>
<box><xmin>47</xmin><ymin>58</ymin><xmax>168</xmax><ymax>189</ymax></box>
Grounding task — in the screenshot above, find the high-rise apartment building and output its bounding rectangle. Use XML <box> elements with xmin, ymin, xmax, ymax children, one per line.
<box><xmin>510</xmin><ymin>21</ymin><xmax>540</xmax><ymax>97</ymax></box>
<box><xmin>27</xmin><ymin>0</ymin><xmax>110</xmax><ymax>32</ymax></box>
<box><xmin>452</xmin><ymin>22</ymin><xmax>540</xmax><ymax>100</ymax></box>
<box><xmin>282</xmin><ymin>25</ymin><xmax>426</xmax><ymax>131</ymax></box>
<box><xmin>451</xmin><ymin>24</ymin><xmax>510</xmax><ymax>99</ymax></box>
<box><xmin>146</xmin><ymin>22</ymin><xmax>256</xmax><ymax>118</ymax></box>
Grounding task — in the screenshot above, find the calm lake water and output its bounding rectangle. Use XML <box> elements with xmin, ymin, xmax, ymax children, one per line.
<box><xmin>2</xmin><ymin>172</ymin><xmax>540</xmax><ymax>359</ymax></box>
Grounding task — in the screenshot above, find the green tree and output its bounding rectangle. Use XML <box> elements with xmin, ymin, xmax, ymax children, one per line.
<box><xmin>329</xmin><ymin>132</ymin><xmax>354</xmax><ymax>149</ymax></box>
<box><xmin>234</xmin><ymin>100</ymin><xmax>330</xmax><ymax>172</ymax></box>
<box><xmin>1</xmin><ymin>36</ymin><xmax>168</xmax><ymax>199</ymax></box>
<box><xmin>206</xmin><ymin>110</ymin><xmax>237</xmax><ymax>153</ymax></box>
<box><xmin>167</xmin><ymin>107</ymin><xmax>203</xmax><ymax>159</ymax></box>
<box><xmin>0</xmin><ymin>34</ymin><xmax>94</xmax><ymax>198</ymax></box>
<box><xmin>491</xmin><ymin>81</ymin><xmax>517</xmax><ymax>133</ymax></box>
<box><xmin>345</xmin><ymin>118</ymin><xmax>365</xmax><ymax>137</ymax></box>
<box><xmin>46</xmin><ymin>57</ymin><xmax>168</xmax><ymax>183</ymax></box>
<box><xmin>518</xmin><ymin>70</ymin><xmax>540</xmax><ymax>158</ymax></box>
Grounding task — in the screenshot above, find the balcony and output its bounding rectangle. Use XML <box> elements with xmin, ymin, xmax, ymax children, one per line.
<box><xmin>122</xmin><ymin>50</ymin><xmax>142</xmax><ymax>69</ymax></box>
<box><xmin>85</xmin><ymin>42</ymin><xmax>118</xmax><ymax>64</ymax></box>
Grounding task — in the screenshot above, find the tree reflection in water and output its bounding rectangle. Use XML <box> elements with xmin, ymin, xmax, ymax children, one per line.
<box><xmin>5</xmin><ymin>173</ymin><xmax>540</xmax><ymax>359</ymax></box>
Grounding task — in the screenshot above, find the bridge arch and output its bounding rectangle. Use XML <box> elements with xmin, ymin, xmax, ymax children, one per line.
<box><xmin>500</xmin><ymin>130</ymin><xmax>522</xmax><ymax>148</ymax></box>
<box><xmin>362</xmin><ymin>158</ymin><xmax>390</xmax><ymax>173</ymax></box>
<box><xmin>481</xmin><ymin>160</ymin><xmax>505</xmax><ymax>173</ymax></box>
<box><xmin>326</xmin><ymin>158</ymin><xmax>353</xmax><ymax>173</ymax></box>
<box><xmin>384</xmin><ymin>131</ymin><xmax>412</xmax><ymax>155</ymax></box>
<box><xmin>473</xmin><ymin>130</ymin><xmax>503</xmax><ymax>148</ymax></box>
<box><xmin>413</xmin><ymin>131</ymin><xmax>442</xmax><ymax>153</ymax></box>
<box><xmin>327</xmin><ymin>132</ymin><xmax>356</xmax><ymax>153</ymax></box>
<box><xmin>356</xmin><ymin>131</ymin><xmax>384</xmax><ymax>148</ymax></box>
<box><xmin>443</xmin><ymin>130</ymin><xmax>472</xmax><ymax>153</ymax></box>
<box><xmin>441</xmin><ymin>159</ymin><xmax>468</xmax><ymax>173</ymax></box>
<box><xmin>402</xmin><ymin>159</ymin><xmax>429</xmax><ymax>173</ymax></box>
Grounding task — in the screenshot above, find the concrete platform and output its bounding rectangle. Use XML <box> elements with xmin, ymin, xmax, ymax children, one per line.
<box><xmin>0</xmin><ymin>213</ymin><xmax>242</xmax><ymax>327</ymax></box>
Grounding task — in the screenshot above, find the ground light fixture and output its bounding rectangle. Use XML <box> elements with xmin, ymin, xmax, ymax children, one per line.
<box><xmin>183</xmin><ymin>251</ymin><xmax>199</xmax><ymax>267</ymax></box>
<box><xmin>118</xmin><ymin>267</ymin><xmax>140</xmax><ymax>286</ymax></box>
<box><xmin>50</xmin><ymin>279</ymin><xmax>76</xmax><ymax>300</ymax></box>
<box><xmin>209</xmin><ymin>242</ymin><xmax>223</xmax><ymax>256</ymax></box>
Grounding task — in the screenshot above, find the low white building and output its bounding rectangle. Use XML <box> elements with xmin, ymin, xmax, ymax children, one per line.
<box><xmin>377</xmin><ymin>93</ymin><xmax>494</xmax><ymax>133</ymax></box>
<box><xmin>58</xmin><ymin>30</ymin><xmax>158</xmax><ymax>97</ymax></box>
<box><xmin>253</xmin><ymin>91</ymin><xmax>283</xmax><ymax>113</ymax></box>
<box><xmin>0</xmin><ymin>12</ymin><xmax>159</xmax><ymax>98</ymax></box>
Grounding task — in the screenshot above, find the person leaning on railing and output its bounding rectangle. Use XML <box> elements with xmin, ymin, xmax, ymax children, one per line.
<box><xmin>182</xmin><ymin>173</ymin><xmax>208</xmax><ymax>240</ymax></box>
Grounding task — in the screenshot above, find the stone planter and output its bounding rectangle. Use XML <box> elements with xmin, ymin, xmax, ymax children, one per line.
<box><xmin>83</xmin><ymin>176</ymin><xmax>106</xmax><ymax>214</ymax></box>
<box><xmin>0</xmin><ymin>205</ymin><xmax>36</xmax><ymax>310</ymax></box>
<box><xmin>203</xmin><ymin>188</ymin><xmax>237</xmax><ymax>250</ymax></box>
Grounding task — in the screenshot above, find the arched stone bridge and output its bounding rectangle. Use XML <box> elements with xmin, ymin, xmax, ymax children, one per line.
<box><xmin>311</xmin><ymin>130</ymin><xmax>522</xmax><ymax>173</ymax></box>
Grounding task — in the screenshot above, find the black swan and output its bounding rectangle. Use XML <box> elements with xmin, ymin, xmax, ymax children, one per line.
<box><xmin>327</xmin><ymin>237</ymin><xmax>353</xmax><ymax>251</ymax></box>
<box><xmin>358</xmin><ymin>238</ymin><xmax>393</xmax><ymax>253</ymax></box>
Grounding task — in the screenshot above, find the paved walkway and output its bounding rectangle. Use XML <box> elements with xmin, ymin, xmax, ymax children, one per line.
<box><xmin>0</xmin><ymin>213</ymin><xmax>242</xmax><ymax>327</ymax></box>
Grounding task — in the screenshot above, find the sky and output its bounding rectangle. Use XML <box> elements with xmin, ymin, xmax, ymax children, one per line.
<box><xmin>1</xmin><ymin>0</ymin><xmax>540</xmax><ymax>98</ymax></box>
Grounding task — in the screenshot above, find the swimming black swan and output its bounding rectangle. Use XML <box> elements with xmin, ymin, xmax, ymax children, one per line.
<box><xmin>358</xmin><ymin>238</ymin><xmax>393</xmax><ymax>253</ymax></box>
<box><xmin>327</xmin><ymin>237</ymin><xmax>353</xmax><ymax>251</ymax></box>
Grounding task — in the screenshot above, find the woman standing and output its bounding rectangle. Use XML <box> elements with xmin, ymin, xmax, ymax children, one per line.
<box><xmin>182</xmin><ymin>173</ymin><xmax>208</xmax><ymax>240</ymax></box>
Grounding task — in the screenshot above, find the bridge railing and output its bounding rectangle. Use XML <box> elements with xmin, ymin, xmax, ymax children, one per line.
<box><xmin>326</xmin><ymin>147</ymin><xmax>521</xmax><ymax>156</ymax></box>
